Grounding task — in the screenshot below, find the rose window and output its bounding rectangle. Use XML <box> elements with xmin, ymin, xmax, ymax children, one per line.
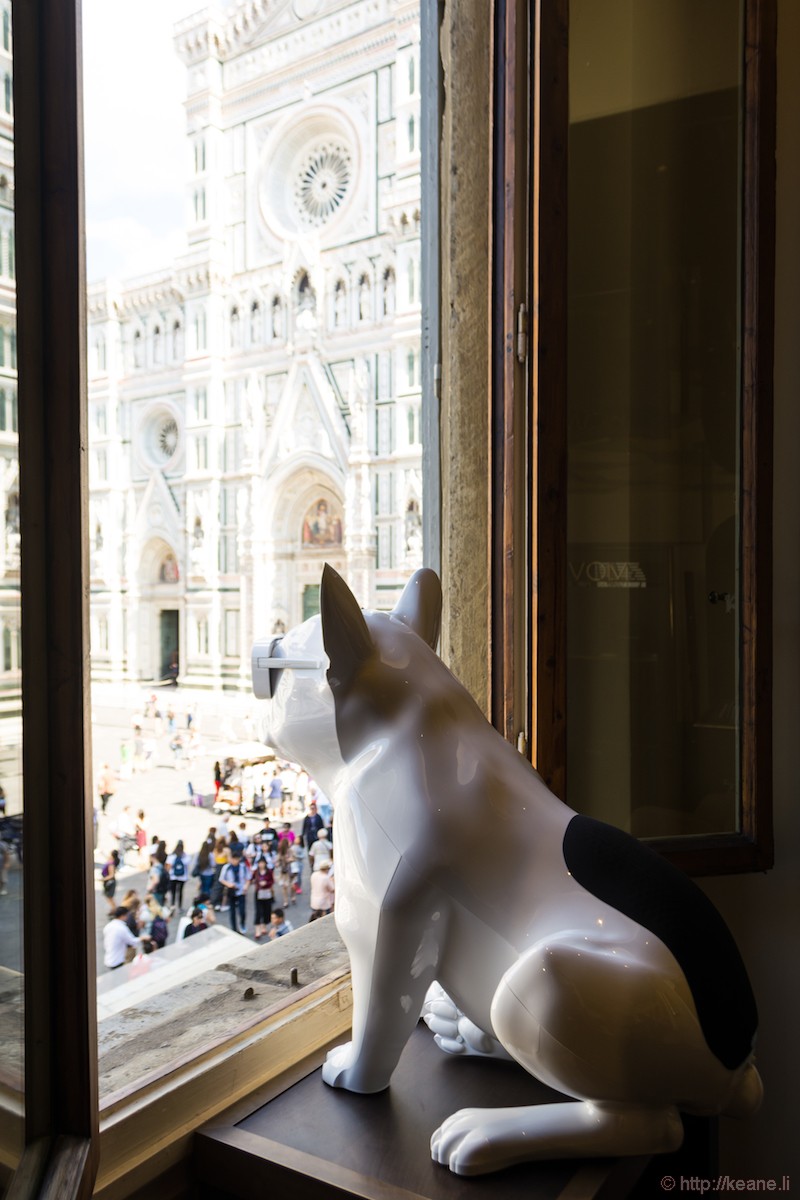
<box><xmin>139</xmin><ymin>406</ymin><xmax>182</xmax><ymax>471</ymax></box>
<box><xmin>293</xmin><ymin>142</ymin><xmax>352</xmax><ymax>228</ymax></box>
<box><xmin>157</xmin><ymin>417</ymin><xmax>179</xmax><ymax>460</ymax></box>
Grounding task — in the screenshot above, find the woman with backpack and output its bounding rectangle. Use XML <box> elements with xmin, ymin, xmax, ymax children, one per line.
<box><xmin>147</xmin><ymin>852</ymin><xmax>170</xmax><ymax>907</ymax></box>
<box><xmin>166</xmin><ymin>839</ymin><xmax>191</xmax><ymax>910</ymax></box>
<box><xmin>192</xmin><ymin>835</ymin><xmax>216</xmax><ymax>899</ymax></box>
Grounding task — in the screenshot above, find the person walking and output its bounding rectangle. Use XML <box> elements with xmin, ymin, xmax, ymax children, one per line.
<box><xmin>97</xmin><ymin>763</ymin><xmax>116</xmax><ymax>815</ymax></box>
<box><xmin>292</xmin><ymin>837</ymin><xmax>306</xmax><ymax>897</ymax></box>
<box><xmin>103</xmin><ymin>906</ymin><xmax>141</xmax><ymax>970</ymax></box>
<box><xmin>211</xmin><ymin>836</ymin><xmax>229</xmax><ymax>909</ymax></box>
<box><xmin>259</xmin><ymin>816</ymin><xmax>279</xmax><ymax>857</ymax></box>
<box><xmin>308</xmin><ymin>826</ymin><xmax>333</xmax><ymax>871</ymax></box>
<box><xmin>252</xmin><ymin>859</ymin><xmax>274</xmax><ymax>940</ymax></box>
<box><xmin>166</xmin><ymin>839</ymin><xmax>191</xmax><ymax>910</ymax></box>
<box><xmin>274</xmin><ymin>836</ymin><xmax>296</xmax><ymax>907</ymax></box>
<box><xmin>267</xmin><ymin>768</ymin><xmax>283</xmax><ymax>814</ymax></box>
<box><xmin>300</xmin><ymin>801</ymin><xmax>324</xmax><ymax>851</ymax></box>
<box><xmin>147</xmin><ymin>850</ymin><xmax>170</xmax><ymax>907</ymax></box>
<box><xmin>308</xmin><ymin>859</ymin><xmax>335</xmax><ymax>922</ymax></box>
<box><xmin>134</xmin><ymin>809</ymin><xmax>148</xmax><ymax>865</ymax></box>
<box><xmin>0</xmin><ymin>836</ymin><xmax>10</xmax><ymax>896</ymax></box>
<box><xmin>219</xmin><ymin>850</ymin><xmax>251</xmax><ymax>934</ymax></box>
<box><xmin>193</xmin><ymin>835</ymin><xmax>216</xmax><ymax>899</ymax></box>
<box><xmin>295</xmin><ymin>768</ymin><xmax>309</xmax><ymax>814</ymax></box>
<box><xmin>100</xmin><ymin>849</ymin><xmax>120</xmax><ymax>914</ymax></box>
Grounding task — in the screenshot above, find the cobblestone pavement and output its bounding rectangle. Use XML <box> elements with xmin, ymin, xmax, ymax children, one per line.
<box><xmin>0</xmin><ymin>681</ymin><xmax>322</xmax><ymax>976</ymax></box>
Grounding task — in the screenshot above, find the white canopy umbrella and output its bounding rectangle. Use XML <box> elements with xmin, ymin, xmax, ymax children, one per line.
<box><xmin>213</xmin><ymin>741</ymin><xmax>275</xmax><ymax>764</ymax></box>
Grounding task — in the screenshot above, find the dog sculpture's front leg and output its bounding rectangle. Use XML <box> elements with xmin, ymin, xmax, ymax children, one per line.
<box><xmin>323</xmin><ymin>857</ymin><xmax>444</xmax><ymax>1094</ymax></box>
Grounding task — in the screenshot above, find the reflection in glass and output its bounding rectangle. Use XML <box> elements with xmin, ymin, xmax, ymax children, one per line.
<box><xmin>0</xmin><ymin>0</ymin><xmax>23</xmax><ymax>1162</ymax></box>
<box><xmin>567</xmin><ymin>1</ymin><xmax>743</xmax><ymax>838</ymax></box>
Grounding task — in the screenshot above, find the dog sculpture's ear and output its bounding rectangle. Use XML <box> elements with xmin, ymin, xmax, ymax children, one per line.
<box><xmin>321</xmin><ymin>564</ymin><xmax>375</xmax><ymax>692</ymax></box>
<box><xmin>391</xmin><ymin>568</ymin><xmax>442</xmax><ymax>651</ymax></box>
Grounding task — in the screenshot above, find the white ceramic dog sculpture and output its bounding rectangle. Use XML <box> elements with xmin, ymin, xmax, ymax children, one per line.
<box><xmin>252</xmin><ymin>565</ymin><xmax>761</xmax><ymax>1176</ymax></box>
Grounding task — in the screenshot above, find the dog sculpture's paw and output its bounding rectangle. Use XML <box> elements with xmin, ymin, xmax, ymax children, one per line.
<box><xmin>431</xmin><ymin>1106</ymin><xmax>524</xmax><ymax>1176</ymax></box>
<box><xmin>422</xmin><ymin>982</ymin><xmax>511</xmax><ymax>1060</ymax></box>
<box><xmin>321</xmin><ymin>1042</ymin><xmax>390</xmax><ymax>1094</ymax></box>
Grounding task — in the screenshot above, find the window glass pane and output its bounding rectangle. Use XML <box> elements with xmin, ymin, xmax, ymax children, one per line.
<box><xmin>0</xmin><ymin>0</ymin><xmax>23</xmax><ymax>1162</ymax></box>
<box><xmin>83</xmin><ymin>0</ymin><xmax>423</xmax><ymax>1099</ymax></box>
<box><xmin>567</xmin><ymin>0</ymin><xmax>743</xmax><ymax>838</ymax></box>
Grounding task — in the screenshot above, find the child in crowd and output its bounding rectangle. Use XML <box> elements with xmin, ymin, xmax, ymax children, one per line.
<box><xmin>268</xmin><ymin>907</ymin><xmax>293</xmax><ymax>939</ymax></box>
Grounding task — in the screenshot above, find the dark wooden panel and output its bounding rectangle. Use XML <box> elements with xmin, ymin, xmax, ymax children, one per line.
<box><xmin>13</xmin><ymin>0</ymin><xmax>99</xmax><ymax>1185</ymax></box>
<box><xmin>530</xmin><ymin>0</ymin><xmax>568</xmax><ymax>798</ymax></box>
<box><xmin>196</xmin><ymin>1025</ymin><xmax>648</xmax><ymax>1200</ymax></box>
<box><xmin>738</xmin><ymin>0</ymin><xmax>776</xmax><ymax>873</ymax></box>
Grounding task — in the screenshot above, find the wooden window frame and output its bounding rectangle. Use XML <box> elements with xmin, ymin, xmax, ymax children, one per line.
<box><xmin>10</xmin><ymin>0</ymin><xmax>99</xmax><ymax>1195</ymax></box>
<box><xmin>5</xmin><ymin>3</ymin><xmax>449</xmax><ymax>1193</ymax></box>
<box><xmin>494</xmin><ymin>0</ymin><xmax>776</xmax><ymax>876</ymax></box>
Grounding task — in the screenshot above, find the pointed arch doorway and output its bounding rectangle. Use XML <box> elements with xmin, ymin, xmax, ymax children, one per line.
<box><xmin>159</xmin><ymin>609</ymin><xmax>179</xmax><ymax>685</ymax></box>
<box><xmin>137</xmin><ymin>537</ymin><xmax>183</xmax><ymax>683</ymax></box>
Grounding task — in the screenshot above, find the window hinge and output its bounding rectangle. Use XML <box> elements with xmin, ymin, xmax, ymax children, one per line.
<box><xmin>516</xmin><ymin>731</ymin><xmax>528</xmax><ymax>758</ymax></box>
<box><xmin>516</xmin><ymin>303</ymin><xmax>528</xmax><ymax>364</ymax></box>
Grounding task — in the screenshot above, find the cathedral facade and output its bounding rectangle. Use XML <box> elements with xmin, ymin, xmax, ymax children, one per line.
<box><xmin>87</xmin><ymin>0</ymin><xmax>422</xmax><ymax>689</ymax></box>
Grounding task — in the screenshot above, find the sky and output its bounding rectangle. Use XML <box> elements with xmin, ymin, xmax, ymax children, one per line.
<box><xmin>82</xmin><ymin>0</ymin><xmax>213</xmax><ymax>282</ymax></box>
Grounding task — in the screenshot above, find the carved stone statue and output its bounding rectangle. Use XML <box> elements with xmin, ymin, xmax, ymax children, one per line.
<box><xmin>252</xmin><ymin>566</ymin><xmax>761</xmax><ymax>1176</ymax></box>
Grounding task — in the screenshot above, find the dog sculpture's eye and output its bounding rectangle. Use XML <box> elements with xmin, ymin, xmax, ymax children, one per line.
<box><xmin>252</xmin><ymin>636</ymin><xmax>285</xmax><ymax>699</ymax></box>
<box><xmin>268</xmin><ymin>637</ymin><xmax>285</xmax><ymax>697</ymax></box>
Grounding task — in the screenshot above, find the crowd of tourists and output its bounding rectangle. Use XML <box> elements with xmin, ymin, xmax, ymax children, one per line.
<box><xmin>100</xmin><ymin>796</ymin><xmax>336</xmax><ymax>971</ymax></box>
<box><xmin>96</xmin><ymin>693</ymin><xmax>338</xmax><ymax>972</ymax></box>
